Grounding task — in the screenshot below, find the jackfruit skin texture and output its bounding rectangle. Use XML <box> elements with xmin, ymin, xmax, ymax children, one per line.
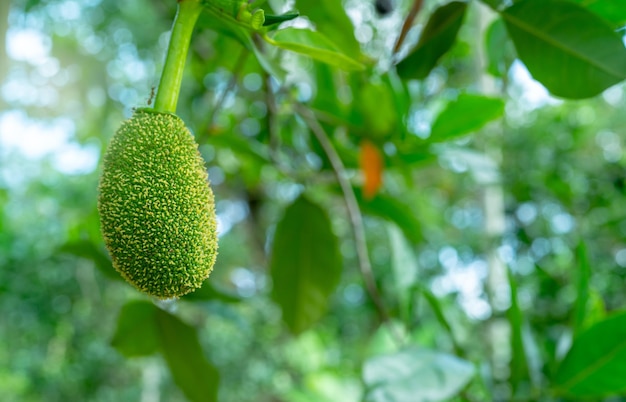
<box><xmin>98</xmin><ymin>109</ymin><xmax>218</xmax><ymax>299</ymax></box>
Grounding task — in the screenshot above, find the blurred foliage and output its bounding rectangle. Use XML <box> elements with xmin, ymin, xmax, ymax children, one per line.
<box><xmin>2</xmin><ymin>0</ymin><xmax>626</xmax><ymax>401</ymax></box>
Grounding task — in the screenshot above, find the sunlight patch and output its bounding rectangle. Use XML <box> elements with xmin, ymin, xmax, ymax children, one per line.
<box><xmin>7</xmin><ymin>28</ymin><xmax>51</xmax><ymax>64</ymax></box>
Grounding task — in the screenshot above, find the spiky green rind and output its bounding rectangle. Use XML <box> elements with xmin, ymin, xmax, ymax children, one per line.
<box><xmin>98</xmin><ymin>110</ymin><xmax>218</xmax><ymax>299</ymax></box>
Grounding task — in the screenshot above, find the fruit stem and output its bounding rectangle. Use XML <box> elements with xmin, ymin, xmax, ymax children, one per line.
<box><xmin>154</xmin><ymin>0</ymin><xmax>203</xmax><ymax>114</ymax></box>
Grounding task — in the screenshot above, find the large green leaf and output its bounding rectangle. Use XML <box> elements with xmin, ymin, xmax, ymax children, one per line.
<box><xmin>553</xmin><ymin>310</ymin><xmax>626</xmax><ymax>397</ymax></box>
<box><xmin>111</xmin><ymin>301</ymin><xmax>220</xmax><ymax>401</ymax></box>
<box><xmin>363</xmin><ymin>348</ymin><xmax>475</xmax><ymax>402</ymax></box>
<box><xmin>110</xmin><ymin>301</ymin><xmax>160</xmax><ymax>357</ymax></box>
<box><xmin>269</xmin><ymin>195</ymin><xmax>342</xmax><ymax>335</ymax></box>
<box><xmin>501</xmin><ymin>0</ymin><xmax>626</xmax><ymax>98</ymax></box>
<box><xmin>397</xmin><ymin>2</ymin><xmax>468</xmax><ymax>80</ymax></box>
<box><xmin>294</xmin><ymin>0</ymin><xmax>361</xmax><ymax>57</ymax></box>
<box><xmin>264</xmin><ymin>28</ymin><xmax>365</xmax><ymax>71</ymax></box>
<box><xmin>429</xmin><ymin>94</ymin><xmax>505</xmax><ymax>142</ymax></box>
<box><xmin>156</xmin><ymin>308</ymin><xmax>220</xmax><ymax>402</ymax></box>
<box><xmin>569</xmin><ymin>0</ymin><xmax>626</xmax><ymax>28</ymax></box>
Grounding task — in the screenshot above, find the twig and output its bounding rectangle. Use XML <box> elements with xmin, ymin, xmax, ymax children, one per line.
<box><xmin>393</xmin><ymin>0</ymin><xmax>424</xmax><ymax>54</ymax></box>
<box><xmin>295</xmin><ymin>104</ymin><xmax>404</xmax><ymax>346</ymax></box>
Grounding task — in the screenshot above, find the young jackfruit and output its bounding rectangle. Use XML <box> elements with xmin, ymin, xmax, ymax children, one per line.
<box><xmin>98</xmin><ymin>109</ymin><xmax>218</xmax><ymax>299</ymax></box>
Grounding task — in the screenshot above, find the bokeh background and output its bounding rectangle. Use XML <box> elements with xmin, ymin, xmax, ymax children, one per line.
<box><xmin>2</xmin><ymin>0</ymin><xmax>626</xmax><ymax>401</ymax></box>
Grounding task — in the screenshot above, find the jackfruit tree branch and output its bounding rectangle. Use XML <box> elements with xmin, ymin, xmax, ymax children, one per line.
<box><xmin>393</xmin><ymin>0</ymin><xmax>424</xmax><ymax>54</ymax></box>
<box><xmin>154</xmin><ymin>0</ymin><xmax>203</xmax><ymax>113</ymax></box>
<box><xmin>296</xmin><ymin>105</ymin><xmax>404</xmax><ymax>346</ymax></box>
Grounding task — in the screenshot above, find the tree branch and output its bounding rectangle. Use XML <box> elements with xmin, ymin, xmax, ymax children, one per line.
<box><xmin>393</xmin><ymin>0</ymin><xmax>424</xmax><ymax>55</ymax></box>
<box><xmin>295</xmin><ymin>105</ymin><xmax>404</xmax><ymax>346</ymax></box>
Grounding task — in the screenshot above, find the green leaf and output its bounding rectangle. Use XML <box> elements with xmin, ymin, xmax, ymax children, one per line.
<box><xmin>263</xmin><ymin>12</ymin><xmax>299</xmax><ymax>26</ymax></box>
<box><xmin>156</xmin><ymin>308</ymin><xmax>220</xmax><ymax>402</ymax></box>
<box><xmin>485</xmin><ymin>18</ymin><xmax>516</xmax><ymax>77</ymax></box>
<box><xmin>553</xmin><ymin>310</ymin><xmax>626</xmax><ymax>398</ymax></box>
<box><xmin>110</xmin><ymin>301</ymin><xmax>160</xmax><ymax>357</ymax></box>
<box><xmin>363</xmin><ymin>348</ymin><xmax>475</xmax><ymax>402</ymax></box>
<box><xmin>429</xmin><ymin>94</ymin><xmax>505</xmax><ymax>142</ymax></box>
<box><xmin>582</xmin><ymin>289</ymin><xmax>606</xmax><ymax>329</ymax></box>
<box><xmin>569</xmin><ymin>0</ymin><xmax>626</xmax><ymax>28</ymax></box>
<box><xmin>501</xmin><ymin>0</ymin><xmax>626</xmax><ymax>99</ymax></box>
<box><xmin>294</xmin><ymin>0</ymin><xmax>361</xmax><ymax>57</ymax></box>
<box><xmin>354</xmin><ymin>188</ymin><xmax>423</xmax><ymax>244</ymax></box>
<box><xmin>111</xmin><ymin>302</ymin><xmax>220</xmax><ymax>401</ymax></box>
<box><xmin>265</xmin><ymin>28</ymin><xmax>365</xmax><ymax>71</ymax></box>
<box><xmin>269</xmin><ymin>195</ymin><xmax>342</xmax><ymax>335</ymax></box>
<box><xmin>396</xmin><ymin>2</ymin><xmax>468</xmax><ymax>80</ymax></box>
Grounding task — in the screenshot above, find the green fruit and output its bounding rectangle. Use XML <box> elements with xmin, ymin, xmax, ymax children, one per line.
<box><xmin>98</xmin><ymin>109</ymin><xmax>218</xmax><ymax>299</ymax></box>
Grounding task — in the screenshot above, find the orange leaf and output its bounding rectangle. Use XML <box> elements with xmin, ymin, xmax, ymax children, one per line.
<box><xmin>359</xmin><ymin>140</ymin><xmax>384</xmax><ymax>200</ymax></box>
